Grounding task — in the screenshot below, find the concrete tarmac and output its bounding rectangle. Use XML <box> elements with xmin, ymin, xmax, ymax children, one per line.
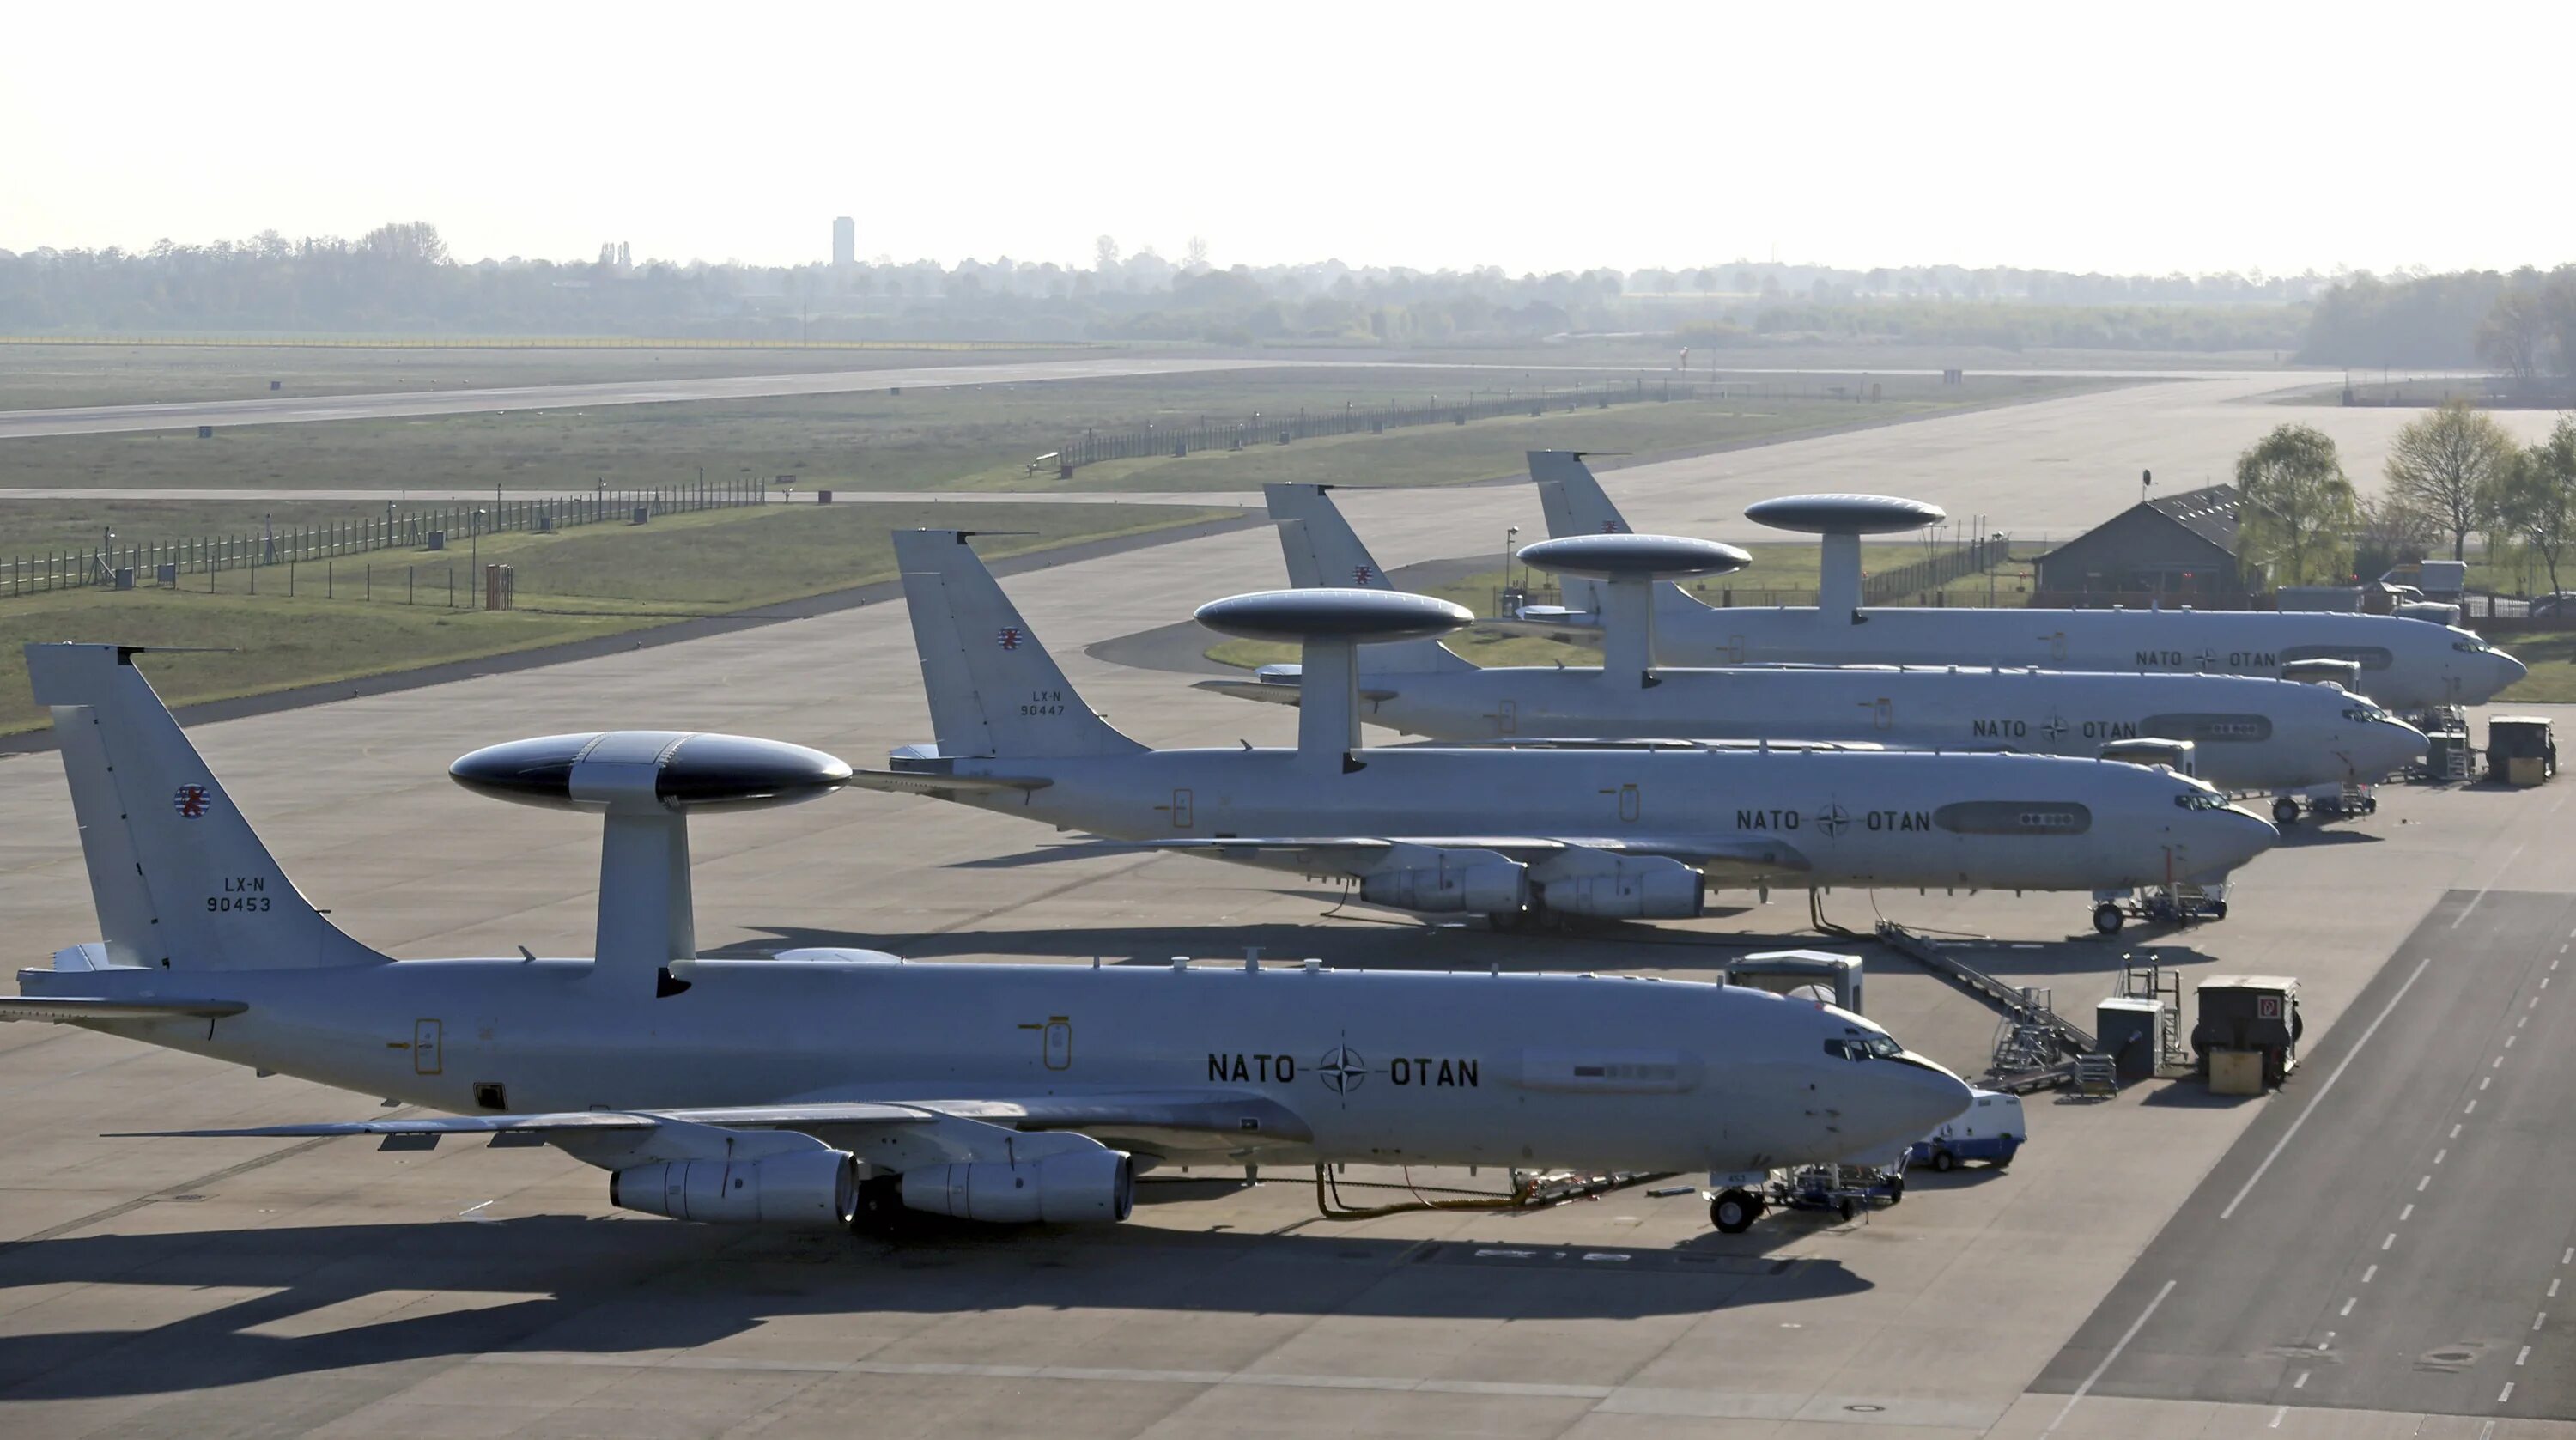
<box><xmin>4</xmin><ymin>376</ymin><xmax>2575</xmax><ymax>1437</ymax></box>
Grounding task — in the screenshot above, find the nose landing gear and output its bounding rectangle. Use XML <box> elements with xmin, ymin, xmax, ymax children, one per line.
<box><xmin>1710</xmin><ymin>1187</ymin><xmax>1765</xmax><ymax>1234</ymax></box>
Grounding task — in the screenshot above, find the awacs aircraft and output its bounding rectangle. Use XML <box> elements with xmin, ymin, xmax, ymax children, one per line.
<box><xmin>1201</xmin><ymin>483</ymin><xmax>2427</xmax><ymax>814</ymax></box>
<box><xmin>1520</xmin><ymin>452</ymin><xmax>2526</xmax><ymax>710</ymax></box>
<box><xmin>857</xmin><ymin>531</ymin><xmax>2276</xmax><ymax>932</ymax></box>
<box><xmin>6</xmin><ymin>643</ymin><xmax>1971</xmax><ymax>1236</ymax></box>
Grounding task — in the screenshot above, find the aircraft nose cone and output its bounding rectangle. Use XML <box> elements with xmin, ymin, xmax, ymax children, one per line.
<box><xmin>1893</xmin><ymin>1055</ymin><xmax>1976</xmax><ymax>1139</ymax></box>
<box><xmin>2192</xmin><ymin>806</ymin><xmax>2278</xmax><ymax>876</ymax></box>
<box><xmin>2374</xmin><ymin>720</ymin><xmax>2432</xmax><ymax>777</ymax></box>
<box><xmin>2494</xmin><ymin>648</ymin><xmax>2530</xmax><ymax>696</ymax></box>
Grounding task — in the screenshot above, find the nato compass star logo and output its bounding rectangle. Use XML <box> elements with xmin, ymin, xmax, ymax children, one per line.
<box><xmin>1317</xmin><ymin>1045</ymin><xmax>1369</xmax><ymax>1094</ymax></box>
<box><xmin>172</xmin><ymin>784</ymin><xmax>212</xmax><ymax>819</ymax></box>
<box><xmin>2040</xmin><ymin>711</ymin><xmax>2071</xmax><ymax>741</ymax></box>
<box><xmin>995</xmin><ymin>627</ymin><xmax>1024</xmax><ymax>651</ymax></box>
<box><xmin>1814</xmin><ymin>803</ymin><xmax>1850</xmax><ymax>838</ymax></box>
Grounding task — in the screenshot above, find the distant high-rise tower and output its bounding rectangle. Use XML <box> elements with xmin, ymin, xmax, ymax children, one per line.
<box><xmin>832</xmin><ymin>216</ymin><xmax>855</xmax><ymax>269</ymax></box>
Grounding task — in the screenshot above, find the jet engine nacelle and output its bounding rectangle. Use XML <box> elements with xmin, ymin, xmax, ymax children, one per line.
<box><xmin>1535</xmin><ymin>854</ymin><xmax>1705</xmax><ymax>920</ymax></box>
<box><xmin>1359</xmin><ymin>846</ymin><xmax>1529</xmax><ymax>914</ymax></box>
<box><xmin>610</xmin><ymin>1149</ymin><xmax>857</xmax><ymax>1227</ymax></box>
<box><xmin>899</xmin><ymin>1149</ymin><xmax>1136</xmax><ymax>1224</ymax></box>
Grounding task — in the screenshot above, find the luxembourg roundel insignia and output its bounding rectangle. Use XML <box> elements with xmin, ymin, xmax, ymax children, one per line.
<box><xmin>173</xmin><ymin>784</ymin><xmax>213</xmax><ymax>819</ymax></box>
<box><xmin>996</xmin><ymin>627</ymin><xmax>1024</xmax><ymax>650</ymax></box>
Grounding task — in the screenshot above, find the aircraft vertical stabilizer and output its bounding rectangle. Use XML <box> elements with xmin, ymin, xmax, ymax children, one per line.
<box><xmin>893</xmin><ymin>530</ymin><xmax>1145</xmax><ymax>759</ymax></box>
<box><xmin>1264</xmin><ymin>484</ymin><xmax>1473</xmax><ymax>677</ymax></box>
<box><xmin>26</xmin><ymin>644</ymin><xmax>387</xmax><ymax>971</ymax></box>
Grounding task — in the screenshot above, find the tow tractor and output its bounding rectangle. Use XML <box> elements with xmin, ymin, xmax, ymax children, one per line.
<box><xmin>1706</xmin><ymin>1159</ymin><xmax>1907</xmax><ymax>1233</ymax></box>
<box><xmin>2091</xmin><ymin>878</ymin><xmax>2230</xmax><ymax>933</ymax></box>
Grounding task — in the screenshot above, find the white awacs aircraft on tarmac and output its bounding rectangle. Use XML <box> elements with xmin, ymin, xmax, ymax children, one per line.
<box><xmin>854</xmin><ymin>530</ymin><xmax>2276</xmax><ymax>931</ymax></box>
<box><xmin>1519</xmin><ymin>452</ymin><xmax>2527</xmax><ymax>710</ymax></box>
<box><xmin>1201</xmin><ymin>483</ymin><xmax>2427</xmax><ymax>809</ymax></box>
<box><xmin>5</xmin><ymin>643</ymin><xmax>1971</xmax><ymax>1236</ymax></box>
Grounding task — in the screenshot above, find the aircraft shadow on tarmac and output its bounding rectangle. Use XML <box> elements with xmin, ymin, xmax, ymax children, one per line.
<box><xmin>2270</xmin><ymin>824</ymin><xmax>2383</xmax><ymax>848</ymax></box>
<box><xmin>0</xmin><ymin>1215</ymin><xmax>1865</xmax><ymax>1400</ymax></box>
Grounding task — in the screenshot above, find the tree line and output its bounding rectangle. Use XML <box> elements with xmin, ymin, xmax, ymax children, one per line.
<box><xmin>2233</xmin><ymin>405</ymin><xmax>2576</xmax><ymax>596</ymax></box>
<box><xmin>2</xmin><ymin>219</ymin><xmax>2326</xmax><ymax>349</ymax></box>
<box><xmin>2297</xmin><ymin>265</ymin><xmax>2576</xmax><ymax>377</ymax></box>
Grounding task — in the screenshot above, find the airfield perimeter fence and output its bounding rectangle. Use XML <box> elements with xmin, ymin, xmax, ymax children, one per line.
<box><xmin>3</xmin><ymin>477</ymin><xmax>771</xmax><ymax>599</ymax></box>
<box><xmin>1048</xmin><ymin>376</ymin><xmax>1781</xmax><ymax>471</ymax></box>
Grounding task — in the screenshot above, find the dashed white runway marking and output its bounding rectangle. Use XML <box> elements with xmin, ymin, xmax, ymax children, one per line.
<box><xmin>2518</xmin><ymin>1346</ymin><xmax>2531</xmax><ymax>1366</ymax></box>
<box><xmin>2341</xmin><ymin>1297</ymin><xmax>2357</xmax><ymax>1316</ymax></box>
<box><xmin>2553</xmin><ymin>1279</ymin><xmax>2564</xmax><ymax>1298</ymax></box>
<box><xmin>2502</xmin><ymin>1382</ymin><xmax>2518</xmax><ymax>1403</ymax></box>
<box><xmin>2436</xmin><ymin>1148</ymin><xmax>2448</xmax><ymax>1164</ymax></box>
<box><xmin>2401</xmin><ymin>1205</ymin><xmax>2415</xmax><ymax>1222</ymax></box>
<box><xmin>2482</xmin><ymin>1076</ymin><xmax>2493</xmax><ymax>1091</ymax></box>
<box><xmin>2269</xmin><ymin>1406</ymin><xmax>2286</xmax><ymax>1428</ymax></box>
<box><xmin>2418</xmin><ymin>1175</ymin><xmax>2432</xmax><ymax>1191</ymax></box>
<box><xmin>2383</xmin><ymin>1234</ymin><xmax>2397</xmax><ymax>1250</ymax></box>
<box><xmin>2363</xmin><ymin>1264</ymin><xmax>2378</xmax><ymax>1283</ymax></box>
<box><xmin>2468</xmin><ymin>1100</ymin><xmax>2479</xmax><ymax>1115</ymax></box>
<box><xmin>2452</xmin><ymin>1124</ymin><xmax>2464</xmax><ymax>1139</ymax></box>
<box><xmin>2293</xmin><ymin>1370</ymin><xmax>2309</xmax><ymax>1389</ymax></box>
<box><xmin>2536</xmin><ymin>1312</ymin><xmax>2549</xmax><ymax>1331</ymax></box>
<box><xmin>2220</xmin><ymin>956</ymin><xmax>2433</xmax><ymax>1221</ymax></box>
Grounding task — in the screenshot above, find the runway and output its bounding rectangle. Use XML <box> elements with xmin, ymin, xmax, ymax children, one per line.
<box><xmin>0</xmin><ymin>355</ymin><xmax>1278</xmax><ymax>440</ymax></box>
<box><xmin>2034</xmin><ymin>888</ymin><xmax>2576</xmax><ymax>1423</ymax></box>
<box><xmin>4</xmin><ymin>374</ymin><xmax>2575</xmax><ymax>1437</ymax></box>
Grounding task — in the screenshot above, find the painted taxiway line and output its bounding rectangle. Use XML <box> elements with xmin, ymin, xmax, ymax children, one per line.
<box><xmin>2219</xmin><ymin>956</ymin><xmax>2435</xmax><ymax>1221</ymax></box>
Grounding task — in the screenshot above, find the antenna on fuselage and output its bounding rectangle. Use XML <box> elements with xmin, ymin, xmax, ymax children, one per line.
<box><xmin>450</xmin><ymin>732</ymin><xmax>851</xmax><ymax>992</ymax></box>
<box><xmin>1745</xmin><ymin>495</ymin><xmax>1947</xmax><ymax>624</ymax></box>
<box><xmin>1194</xmin><ymin>590</ymin><xmax>1473</xmax><ymax>773</ymax></box>
<box><xmin>1518</xmin><ymin>533</ymin><xmax>1748</xmax><ymax>687</ymax></box>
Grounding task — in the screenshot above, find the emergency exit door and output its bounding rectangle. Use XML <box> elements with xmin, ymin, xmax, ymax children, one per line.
<box><xmin>1170</xmin><ymin>788</ymin><xmax>1194</xmax><ymax>829</ymax></box>
<box><xmin>413</xmin><ymin>1018</ymin><xmax>443</xmax><ymax>1075</ymax></box>
<box><xmin>1617</xmin><ymin>783</ymin><xmax>1642</xmax><ymax>823</ymax></box>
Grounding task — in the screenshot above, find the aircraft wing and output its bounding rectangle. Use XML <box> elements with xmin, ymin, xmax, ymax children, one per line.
<box><xmin>1157</xmin><ymin>835</ymin><xmax>1812</xmax><ymax>881</ymax></box>
<box><xmin>111</xmin><ymin>1090</ymin><xmax>1312</xmax><ymax>1165</ymax></box>
<box><xmin>0</xmin><ymin>996</ymin><xmax>250</xmax><ymax>1024</ymax></box>
<box><xmin>848</xmin><ymin>769</ymin><xmax>1054</xmax><ymax>798</ymax></box>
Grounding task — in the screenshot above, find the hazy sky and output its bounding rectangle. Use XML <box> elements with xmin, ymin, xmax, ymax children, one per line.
<box><xmin>6</xmin><ymin>2</ymin><xmax>2570</xmax><ymax>278</ymax></box>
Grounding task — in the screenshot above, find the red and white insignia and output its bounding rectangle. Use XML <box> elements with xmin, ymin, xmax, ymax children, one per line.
<box><xmin>1600</xmin><ymin>520</ymin><xmax>1626</xmax><ymax>533</ymax></box>
<box><xmin>173</xmin><ymin>784</ymin><xmax>212</xmax><ymax>819</ymax></box>
<box><xmin>996</xmin><ymin>627</ymin><xmax>1024</xmax><ymax>650</ymax></box>
<box><xmin>1352</xmin><ymin>564</ymin><xmax>1376</xmax><ymax>585</ymax></box>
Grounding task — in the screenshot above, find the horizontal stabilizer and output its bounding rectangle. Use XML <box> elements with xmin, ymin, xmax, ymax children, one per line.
<box><xmin>0</xmin><ymin>996</ymin><xmax>248</xmax><ymax>1024</ymax></box>
<box><xmin>1191</xmin><ymin>677</ymin><xmax>1400</xmax><ymax>707</ymax></box>
<box><xmin>848</xmin><ymin>769</ymin><xmax>1054</xmax><ymax>797</ymax></box>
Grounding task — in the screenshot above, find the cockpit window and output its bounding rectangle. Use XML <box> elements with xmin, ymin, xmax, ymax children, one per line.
<box><xmin>2173</xmin><ymin>789</ymin><xmax>2232</xmax><ymax>811</ymax></box>
<box><xmin>2455</xmin><ymin>640</ymin><xmax>2494</xmax><ymax>654</ymax></box>
<box><xmin>1824</xmin><ymin>1035</ymin><xmax>1905</xmax><ymax>1061</ymax></box>
<box><xmin>2342</xmin><ymin>706</ymin><xmax>2393</xmax><ymax>725</ymax></box>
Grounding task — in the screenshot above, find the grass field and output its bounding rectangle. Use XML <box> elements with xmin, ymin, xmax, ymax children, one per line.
<box><xmin>0</xmin><ymin>342</ymin><xmax>1090</xmax><ymax>412</ymax></box>
<box><xmin>0</xmin><ymin>369</ymin><xmax>2091</xmax><ymax>515</ymax></box>
<box><xmin>0</xmin><ymin>500</ymin><xmax>1230</xmax><ymax>734</ymax></box>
